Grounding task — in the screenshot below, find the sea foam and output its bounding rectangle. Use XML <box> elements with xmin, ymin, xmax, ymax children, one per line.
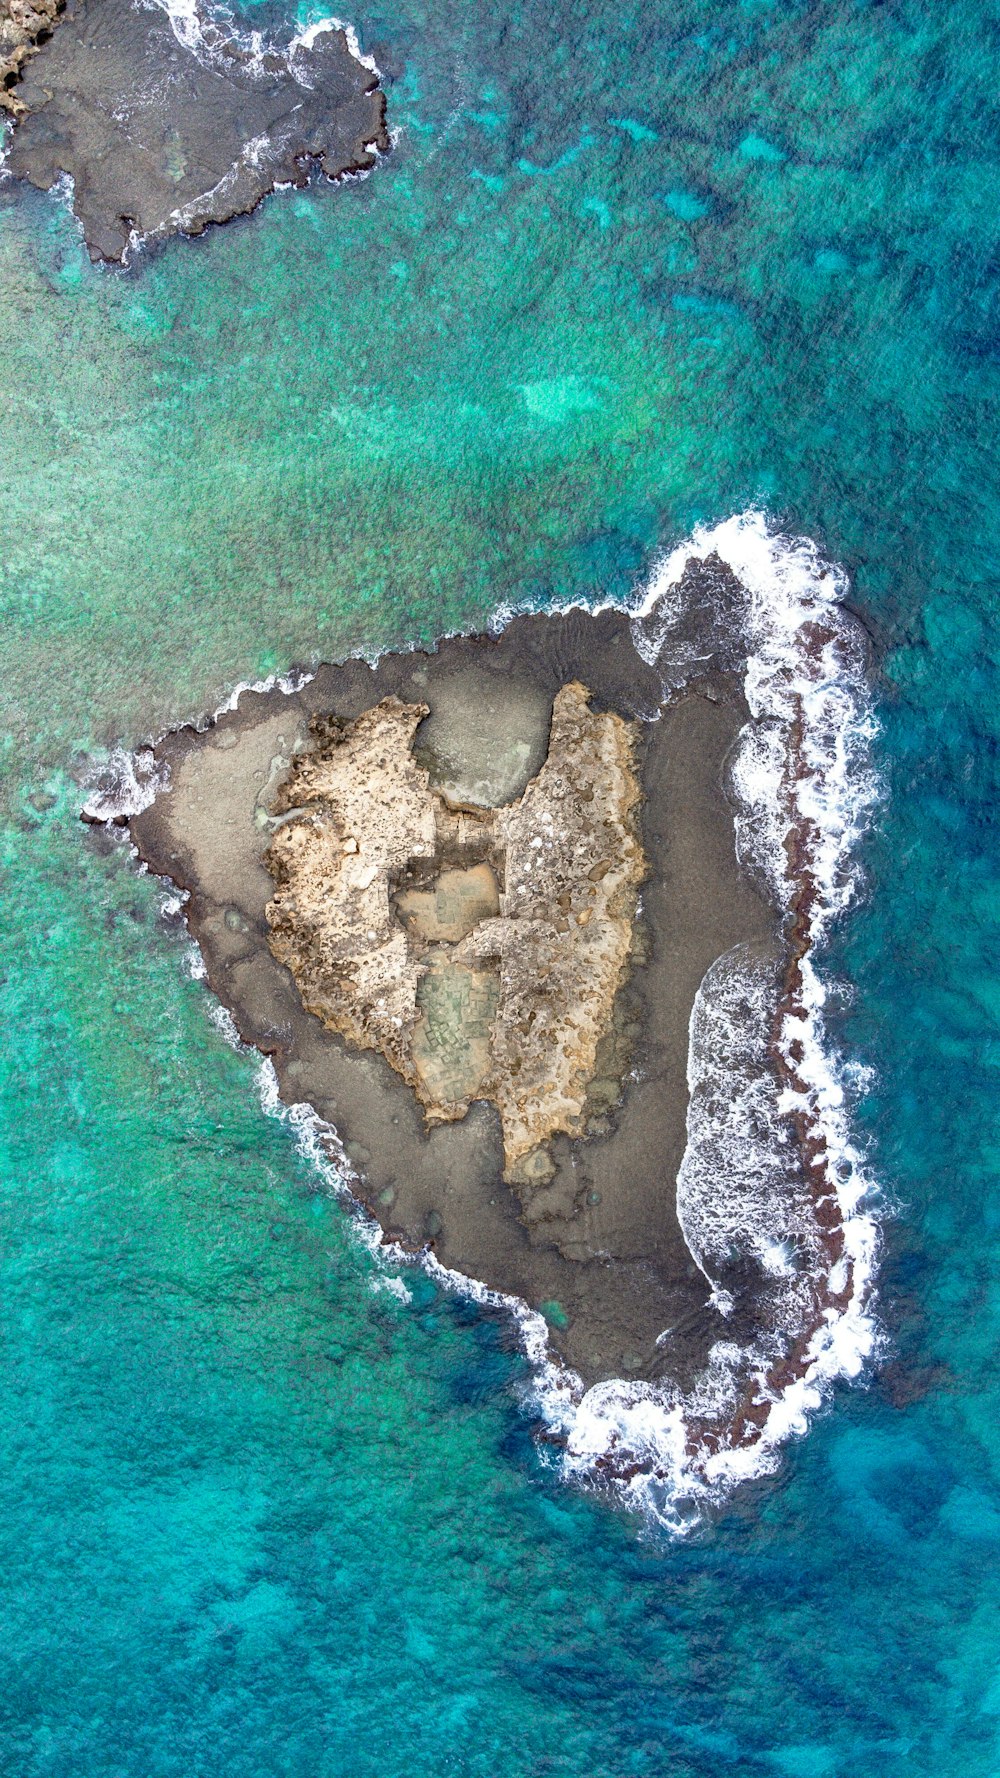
<box><xmin>146</xmin><ymin>0</ymin><xmax>381</xmax><ymax>83</ymax></box>
<box><xmin>525</xmin><ymin>512</ymin><xmax>883</xmax><ymax>1527</ymax></box>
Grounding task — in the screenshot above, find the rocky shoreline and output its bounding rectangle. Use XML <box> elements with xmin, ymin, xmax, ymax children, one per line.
<box><xmin>0</xmin><ymin>0</ymin><xmax>64</xmax><ymax>117</ymax></box>
<box><xmin>1</xmin><ymin>0</ymin><xmax>388</xmax><ymax>261</ymax></box>
<box><xmin>85</xmin><ymin>588</ymin><xmax>780</xmax><ymax>1390</ymax></box>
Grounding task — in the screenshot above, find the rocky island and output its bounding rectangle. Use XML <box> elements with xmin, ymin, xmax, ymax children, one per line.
<box><xmin>88</xmin><ymin>576</ymin><xmax>792</xmax><ymax>1391</ymax></box>
<box><xmin>1</xmin><ymin>0</ymin><xmax>388</xmax><ymax>260</ymax></box>
<box><xmin>82</xmin><ymin>517</ymin><xmax>880</xmax><ymax>1510</ymax></box>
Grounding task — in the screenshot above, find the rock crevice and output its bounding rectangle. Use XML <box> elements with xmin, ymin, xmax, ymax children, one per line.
<box><xmin>0</xmin><ymin>0</ymin><xmax>64</xmax><ymax>116</ymax></box>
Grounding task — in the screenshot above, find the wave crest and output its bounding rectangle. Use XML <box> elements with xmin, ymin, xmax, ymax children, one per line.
<box><xmin>518</xmin><ymin>512</ymin><xmax>883</xmax><ymax>1528</ymax></box>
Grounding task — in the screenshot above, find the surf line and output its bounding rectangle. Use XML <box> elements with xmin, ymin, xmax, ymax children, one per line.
<box><xmin>147</xmin><ymin>0</ymin><xmax>382</xmax><ymax>82</ymax></box>
<box><xmin>519</xmin><ymin>512</ymin><xmax>884</xmax><ymax>1527</ymax></box>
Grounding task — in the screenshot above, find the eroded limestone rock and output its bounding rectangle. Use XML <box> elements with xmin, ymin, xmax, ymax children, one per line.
<box><xmin>265</xmin><ymin>682</ymin><xmax>646</xmax><ymax>1183</ymax></box>
<box><xmin>0</xmin><ymin>0</ymin><xmax>63</xmax><ymax>116</ymax></box>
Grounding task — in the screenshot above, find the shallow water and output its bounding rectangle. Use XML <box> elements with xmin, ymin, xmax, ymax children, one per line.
<box><xmin>2</xmin><ymin>0</ymin><xmax>1000</xmax><ymax>1769</ymax></box>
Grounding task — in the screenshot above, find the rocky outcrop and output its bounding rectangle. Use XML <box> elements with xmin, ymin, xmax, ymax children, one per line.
<box><xmin>4</xmin><ymin>0</ymin><xmax>388</xmax><ymax>261</ymax></box>
<box><xmin>94</xmin><ymin>601</ymin><xmax>776</xmax><ymax>1386</ymax></box>
<box><xmin>0</xmin><ymin>0</ymin><xmax>63</xmax><ymax>116</ymax></box>
<box><xmin>265</xmin><ymin>683</ymin><xmax>647</xmax><ymax>1184</ymax></box>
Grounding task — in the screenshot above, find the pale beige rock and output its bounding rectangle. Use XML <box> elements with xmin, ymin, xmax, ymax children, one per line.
<box><xmin>264</xmin><ymin>682</ymin><xmax>647</xmax><ymax>1183</ymax></box>
<box><xmin>266</xmin><ymin>699</ymin><xmax>438</xmax><ymax>1085</ymax></box>
<box><xmin>0</xmin><ymin>0</ymin><xmax>63</xmax><ymax>116</ymax></box>
<box><xmin>460</xmin><ymin>681</ymin><xmax>645</xmax><ymax>1180</ymax></box>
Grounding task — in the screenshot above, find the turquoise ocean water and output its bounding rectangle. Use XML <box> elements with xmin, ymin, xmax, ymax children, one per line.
<box><xmin>3</xmin><ymin>0</ymin><xmax>1000</xmax><ymax>1768</ymax></box>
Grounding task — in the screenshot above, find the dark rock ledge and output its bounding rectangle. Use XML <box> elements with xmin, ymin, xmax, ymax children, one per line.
<box><xmin>1</xmin><ymin>0</ymin><xmax>389</xmax><ymax>261</ymax></box>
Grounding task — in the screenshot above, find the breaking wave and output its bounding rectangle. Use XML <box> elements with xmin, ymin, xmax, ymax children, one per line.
<box><xmin>145</xmin><ymin>0</ymin><xmax>380</xmax><ymax>82</ymax></box>
<box><xmin>517</xmin><ymin>511</ymin><xmax>883</xmax><ymax>1528</ymax></box>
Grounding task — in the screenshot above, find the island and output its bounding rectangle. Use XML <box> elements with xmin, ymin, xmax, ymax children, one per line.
<box><xmin>0</xmin><ymin>0</ymin><xmax>388</xmax><ymax>261</ymax></box>
<box><xmin>87</xmin><ymin>572</ymin><xmax>794</xmax><ymax>1392</ymax></box>
<box><xmin>80</xmin><ymin>516</ymin><xmax>882</xmax><ymax>1510</ymax></box>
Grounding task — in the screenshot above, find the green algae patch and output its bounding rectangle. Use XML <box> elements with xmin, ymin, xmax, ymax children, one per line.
<box><xmin>540</xmin><ymin>1300</ymin><xmax>570</xmax><ymax>1330</ymax></box>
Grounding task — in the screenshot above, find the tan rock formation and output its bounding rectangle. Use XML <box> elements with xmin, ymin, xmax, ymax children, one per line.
<box><xmin>1</xmin><ymin>0</ymin><xmax>63</xmax><ymax>116</ymax></box>
<box><xmin>266</xmin><ymin>699</ymin><xmax>437</xmax><ymax>1085</ymax></box>
<box><xmin>265</xmin><ymin>682</ymin><xmax>647</xmax><ymax>1184</ymax></box>
<box><xmin>459</xmin><ymin>681</ymin><xmax>646</xmax><ymax>1181</ymax></box>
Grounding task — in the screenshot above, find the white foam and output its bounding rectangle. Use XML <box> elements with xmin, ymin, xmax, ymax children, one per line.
<box><xmin>521</xmin><ymin>511</ymin><xmax>883</xmax><ymax>1527</ymax></box>
<box><xmin>146</xmin><ymin>0</ymin><xmax>270</xmax><ymax>73</ymax></box>
<box><xmin>675</xmin><ymin>942</ymin><xmax>825</xmax><ymax>1303</ymax></box>
<box><xmin>289</xmin><ymin>14</ymin><xmax>381</xmax><ymax>77</ymax></box>
<box><xmin>145</xmin><ymin>0</ymin><xmax>379</xmax><ymax>82</ymax></box>
<box><xmin>80</xmin><ymin>744</ymin><xmax>167</xmax><ymax>821</ymax></box>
